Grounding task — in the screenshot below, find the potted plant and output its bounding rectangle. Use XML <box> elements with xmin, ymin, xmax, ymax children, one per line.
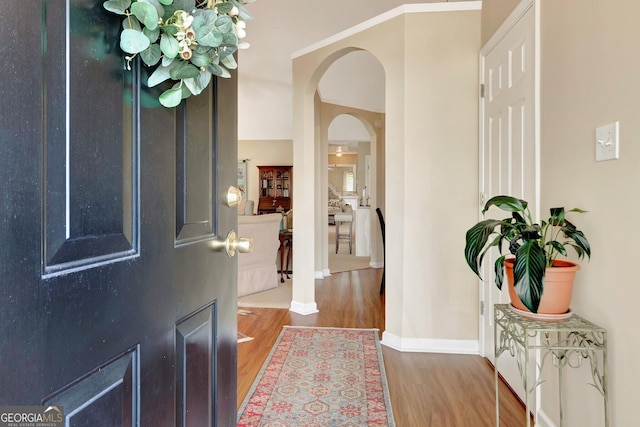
<box><xmin>464</xmin><ymin>195</ymin><xmax>591</xmax><ymax>314</ymax></box>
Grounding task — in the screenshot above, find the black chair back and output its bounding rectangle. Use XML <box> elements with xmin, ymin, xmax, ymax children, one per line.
<box><xmin>375</xmin><ymin>208</ymin><xmax>385</xmax><ymax>295</ymax></box>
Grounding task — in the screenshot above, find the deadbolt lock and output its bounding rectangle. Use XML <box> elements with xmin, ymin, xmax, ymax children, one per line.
<box><xmin>225</xmin><ymin>186</ymin><xmax>243</xmax><ymax>208</ymax></box>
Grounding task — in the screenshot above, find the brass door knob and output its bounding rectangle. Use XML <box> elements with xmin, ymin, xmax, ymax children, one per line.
<box><xmin>211</xmin><ymin>230</ymin><xmax>253</xmax><ymax>257</ymax></box>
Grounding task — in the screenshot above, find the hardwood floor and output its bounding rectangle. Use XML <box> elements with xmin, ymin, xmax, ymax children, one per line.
<box><xmin>237</xmin><ymin>267</ymin><xmax>529</xmax><ymax>426</ymax></box>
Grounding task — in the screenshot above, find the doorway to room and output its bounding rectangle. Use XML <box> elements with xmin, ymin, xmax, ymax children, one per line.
<box><xmin>316</xmin><ymin>50</ymin><xmax>385</xmax><ymax>278</ymax></box>
<box><xmin>326</xmin><ymin>115</ymin><xmax>372</xmax><ymax>272</ymax></box>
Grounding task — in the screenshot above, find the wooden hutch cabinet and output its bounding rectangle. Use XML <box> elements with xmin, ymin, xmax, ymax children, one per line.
<box><xmin>257</xmin><ymin>166</ymin><xmax>292</xmax><ymax>214</ymax></box>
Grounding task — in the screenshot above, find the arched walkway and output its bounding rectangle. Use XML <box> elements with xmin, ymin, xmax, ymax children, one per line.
<box><xmin>291</xmin><ymin>4</ymin><xmax>481</xmax><ymax>354</ymax></box>
<box><xmin>290</xmin><ymin>47</ymin><xmax>386</xmax><ymax>317</ymax></box>
<box><xmin>319</xmin><ymin>106</ymin><xmax>384</xmax><ymax>276</ymax></box>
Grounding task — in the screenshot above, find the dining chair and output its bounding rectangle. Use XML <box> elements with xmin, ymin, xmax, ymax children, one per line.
<box><xmin>334</xmin><ymin>206</ymin><xmax>354</xmax><ymax>254</ymax></box>
<box><xmin>376</xmin><ymin>207</ymin><xmax>385</xmax><ymax>295</ymax></box>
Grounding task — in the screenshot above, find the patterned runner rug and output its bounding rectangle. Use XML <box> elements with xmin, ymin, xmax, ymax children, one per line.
<box><xmin>237</xmin><ymin>326</ymin><xmax>396</xmax><ymax>427</ymax></box>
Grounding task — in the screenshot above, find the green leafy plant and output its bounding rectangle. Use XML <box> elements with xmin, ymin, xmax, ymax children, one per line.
<box><xmin>464</xmin><ymin>195</ymin><xmax>591</xmax><ymax>313</ymax></box>
<box><xmin>103</xmin><ymin>0</ymin><xmax>253</xmax><ymax>107</ymax></box>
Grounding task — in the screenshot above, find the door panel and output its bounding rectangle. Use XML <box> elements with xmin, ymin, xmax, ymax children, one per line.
<box><xmin>176</xmin><ymin>91</ymin><xmax>217</xmax><ymax>243</ymax></box>
<box><xmin>176</xmin><ymin>304</ymin><xmax>216</xmax><ymax>427</ymax></box>
<box><xmin>42</xmin><ymin>347</ymin><xmax>139</xmax><ymax>426</ymax></box>
<box><xmin>0</xmin><ymin>1</ymin><xmax>237</xmax><ymax>425</ymax></box>
<box><xmin>43</xmin><ymin>0</ymin><xmax>138</xmax><ymax>275</ymax></box>
<box><xmin>480</xmin><ymin>4</ymin><xmax>537</xmax><ymax>403</ymax></box>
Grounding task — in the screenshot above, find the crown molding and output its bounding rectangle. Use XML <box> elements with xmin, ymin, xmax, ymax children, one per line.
<box><xmin>293</xmin><ymin>1</ymin><xmax>483</xmax><ymax>59</ymax></box>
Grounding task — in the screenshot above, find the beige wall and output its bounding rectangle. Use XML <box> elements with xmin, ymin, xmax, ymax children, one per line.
<box><xmin>328</xmin><ymin>153</ymin><xmax>357</xmax><ymax>167</ymax></box>
<box><xmin>238</xmin><ymin>140</ymin><xmax>293</xmax><ymax>210</ymax></box>
<box><xmin>328</xmin><ymin>154</ymin><xmax>357</xmax><ymax>193</ymax></box>
<box><xmin>483</xmin><ymin>0</ymin><xmax>640</xmax><ymax>424</ymax></box>
<box><xmin>400</xmin><ymin>10</ymin><xmax>480</xmax><ymax>342</ymax></box>
<box><xmin>541</xmin><ymin>1</ymin><xmax>639</xmax><ymax>425</ymax></box>
<box><xmin>480</xmin><ymin>0</ymin><xmax>520</xmax><ymax>45</ymax></box>
<box><xmin>292</xmin><ymin>6</ymin><xmax>481</xmax><ymax>346</ymax></box>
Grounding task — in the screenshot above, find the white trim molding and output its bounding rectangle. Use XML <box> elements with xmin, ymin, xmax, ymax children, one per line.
<box><xmin>289</xmin><ymin>300</ymin><xmax>319</xmax><ymax>315</ymax></box>
<box><xmin>535</xmin><ymin>409</ymin><xmax>557</xmax><ymax>427</ymax></box>
<box><xmin>381</xmin><ymin>331</ymin><xmax>479</xmax><ymax>355</ymax></box>
<box><xmin>293</xmin><ymin>1</ymin><xmax>482</xmax><ymax>58</ymax></box>
<box><xmin>481</xmin><ymin>0</ymin><xmax>534</xmax><ymax>54</ymax></box>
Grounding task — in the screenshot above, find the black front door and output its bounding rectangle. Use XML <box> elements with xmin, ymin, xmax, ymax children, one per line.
<box><xmin>0</xmin><ymin>1</ymin><xmax>238</xmax><ymax>425</ymax></box>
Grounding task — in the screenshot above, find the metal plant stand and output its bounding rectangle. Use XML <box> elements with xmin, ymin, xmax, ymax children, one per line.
<box><xmin>494</xmin><ymin>304</ymin><xmax>608</xmax><ymax>426</ymax></box>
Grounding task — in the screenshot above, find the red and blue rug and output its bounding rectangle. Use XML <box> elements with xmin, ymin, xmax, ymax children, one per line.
<box><xmin>237</xmin><ymin>326</ymin><xmax>396</xmax><ymax>426</ymax></box>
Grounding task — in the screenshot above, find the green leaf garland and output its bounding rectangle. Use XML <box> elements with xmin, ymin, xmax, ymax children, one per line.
<box><xmin>103</xmin><ymin>0</ymin><xmax>254</xmax><ymax>107</ymax></box>
<box><xmin>120</xmin><ymin>29</ymin><xmax>150</xmax><ymax>54</ymax></box>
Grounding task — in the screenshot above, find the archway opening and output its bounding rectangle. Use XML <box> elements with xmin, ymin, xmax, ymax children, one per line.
<box><xmin>314</xmin><ymin>50</ymin><xmax>386</xmax><ymax>278</ymax></box>
<box><xmin>326</xmin><ymin>114</ymin><xmax>370</xmax><ymax>270</ymax></box>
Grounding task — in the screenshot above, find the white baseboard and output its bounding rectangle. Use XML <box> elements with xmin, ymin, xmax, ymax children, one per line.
<box><xmin>535</xmin><ymin>408</ymin><xmax>556</xmax><ymax>427</ymax></box>
<box><xmin>289</xmin><ymin>300</ymin><xmax>319</xmax><ymax>315</ymax></box>
<box><xmin>314</xmin><ymin>270</ymin><xmax>325</xmax><ymax>279</ymax></box>
<box><xmin>322</xmin><ymin>268</ymin><xmax>331</xmax><ymax>277</ymax></box>
<box><xmin>381</xmin><ymin>331</ymin><xmax>479</xmax><ymax>354</ymax></box>
<box><xmin>369</xmin><ymin>261</ymin><xmax>383</xmax><ymax>268</ymax></box>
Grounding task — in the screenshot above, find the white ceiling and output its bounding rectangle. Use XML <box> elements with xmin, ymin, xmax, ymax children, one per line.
<box><xmin>237</xmin><ymin>0</ymin><xmax>452</xmax><ymax>140</ymax></box>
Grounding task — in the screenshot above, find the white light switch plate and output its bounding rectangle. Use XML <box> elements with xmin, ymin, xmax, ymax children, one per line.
<box><xmin>595</xmin><ymin>121</ymin><xmax>619</xmax><ymax>161</ymax></box>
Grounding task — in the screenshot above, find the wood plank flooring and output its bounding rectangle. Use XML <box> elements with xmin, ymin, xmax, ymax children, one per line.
<box><xmin>237</xmin><ymin>267</ymin><xmax>530</xmax><ymax>426</ymax></box>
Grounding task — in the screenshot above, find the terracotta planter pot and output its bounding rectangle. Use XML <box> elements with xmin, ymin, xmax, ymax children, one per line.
<box><xmin>504</xmin><ymin>258</ymin><xmax>579</xmax><ymax>314</ymax></box>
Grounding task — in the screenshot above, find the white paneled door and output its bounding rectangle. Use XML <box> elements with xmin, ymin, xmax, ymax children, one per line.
<box><xmin>479</xmin><ymin>2</ymin><xmax>538</xmax><ymax>405</ymax></box>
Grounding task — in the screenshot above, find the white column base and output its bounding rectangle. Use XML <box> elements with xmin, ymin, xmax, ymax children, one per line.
<box><xmin>290</xmin><ymin>300</ymin><xmax>319</xmax><ymax>315</ymax></box>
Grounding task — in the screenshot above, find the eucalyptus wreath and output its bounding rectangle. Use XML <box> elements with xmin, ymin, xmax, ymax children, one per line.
<box><xmin>103</xmin><ymin>0</ymin><xmax>253</xmax><ymax>107</ymax></box>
